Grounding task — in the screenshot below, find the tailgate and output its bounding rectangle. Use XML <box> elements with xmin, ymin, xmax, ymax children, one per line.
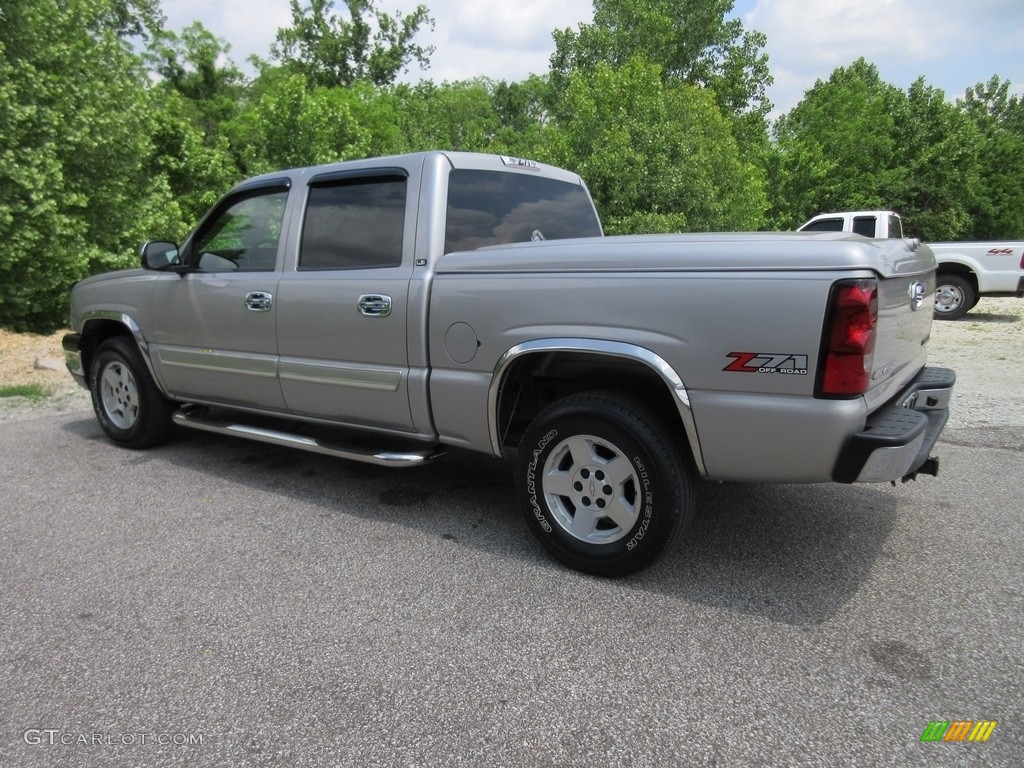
<box><xmin>864</xmin><ymin>240</ymin><xmax>936</xmax><ymax>413</ymax></box>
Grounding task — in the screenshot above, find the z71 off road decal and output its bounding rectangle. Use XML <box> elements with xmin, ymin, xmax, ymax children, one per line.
<box><xmin>724</xmin><ymin>352</ymin><xmax>809</xmax><ymax>375</ymax></box>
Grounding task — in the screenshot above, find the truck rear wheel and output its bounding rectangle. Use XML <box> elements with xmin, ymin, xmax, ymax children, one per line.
<box><xmin>515</xmin><ymin>392</ymin><xmax>695</xmax><ymax>576</ymax></box>
<box><xmin>934</xmin><ymin>274</ymin><xmax>975</xmax><ymax>320</ymax></box>
<box><xmin>90</xmin><ymin>337</ymin><xmax>175</xmax><ymax>449</ymax></box>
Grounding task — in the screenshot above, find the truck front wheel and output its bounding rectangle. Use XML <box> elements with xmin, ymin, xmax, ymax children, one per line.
<box><xmin>515</xmin><ymin>392</ymin><xmax>695</xmax><ymax>576</ymax></box>
<box><xmin>89</xmin><ymin>337</ymin><xmax>175</xmax><ymax>449</ymax></box>
<box><xmin>934</xmin><ymin>275</ymin><xmax>975</xmax><ymax>320</ymax></box>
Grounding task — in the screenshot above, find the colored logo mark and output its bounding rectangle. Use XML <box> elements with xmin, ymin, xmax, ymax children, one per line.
<box><xmin>920</xmin><ymin>720</ymin><xmax>997</xmax><ymax>742</ymax></box>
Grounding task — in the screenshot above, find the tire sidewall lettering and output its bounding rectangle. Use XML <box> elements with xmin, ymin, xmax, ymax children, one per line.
<box><xmin>529</xmin><ymin>422</ymin><xmax>657</xmax><ymax>550</ymax></box>
<box><xmin>526</xmin><ymin>428</ymin><xmax>557</xmax><ymax>533</ymax></box>
<box><xmin>626</xmin><ymin>455</ymin><xmax>654</xmax><ymax>551</ymax></box>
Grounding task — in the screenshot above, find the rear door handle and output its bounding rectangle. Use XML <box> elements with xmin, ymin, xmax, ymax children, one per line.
<box><xmin>358</xmin><ymin>294</ymin><xmax>392</xmax><ymax>317</ymax></box>
<box><xmin>245</xmin><ymin>291</ymin><xmax>273</xmax><ymax>312</ymax></box>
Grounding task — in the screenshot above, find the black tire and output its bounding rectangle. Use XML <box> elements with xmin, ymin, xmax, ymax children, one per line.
<box><xmin>515</xmin><ymin>392</ymin><xmax>695</xmax><ymax>576</ymax></box>
<box><xmin>933</xmin><ymin>274</ymin><xmax>975</xmax><ymax>320</ymax></box>
<box><xmin>89</xmin><ymin>337</ymin><xmax>175</xmax><ymax>449</ymax></box>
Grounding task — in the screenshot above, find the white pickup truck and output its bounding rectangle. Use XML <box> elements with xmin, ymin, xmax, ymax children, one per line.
<box><xmin>799</xmin><ymin>211</ymin><xmax>1024</xmax><ymax>320</ymax></box>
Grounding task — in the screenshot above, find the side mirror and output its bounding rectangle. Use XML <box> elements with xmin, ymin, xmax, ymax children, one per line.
<box><xmin>139</xmin><ymin>241</ymin><xmax>182</xmax><ymax>271</ymax></box>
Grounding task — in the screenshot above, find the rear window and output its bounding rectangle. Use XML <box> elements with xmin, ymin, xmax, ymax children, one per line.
<box><xmin>445</xmin><ymin>170</ymin><xmax>601</xmax><ymax>253</ymax></box>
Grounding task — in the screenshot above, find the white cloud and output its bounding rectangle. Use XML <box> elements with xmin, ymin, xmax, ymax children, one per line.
<box><xmin>160</xmin><ymin>1</ymin><xmax>289</xmax><ymax>60</ymax></box>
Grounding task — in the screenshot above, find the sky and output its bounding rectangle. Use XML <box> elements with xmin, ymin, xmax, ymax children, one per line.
<box><xmin>159</xmin><ymin>0</ymin><xmax>1024</xmax><ymax>120</ymax></box>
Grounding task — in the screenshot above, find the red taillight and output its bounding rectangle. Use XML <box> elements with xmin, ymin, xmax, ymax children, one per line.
<box><xmin>818</xmin><ymin>279</ymin><xmax>878</xmax><ymax>397</ymax></box>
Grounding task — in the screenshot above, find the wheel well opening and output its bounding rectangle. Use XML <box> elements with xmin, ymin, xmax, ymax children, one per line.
<box><xmin>936</xmin><ymin>264</ymin><xmax>978</xmax><ymax>290</ymax></box>
<box><xmin>79</xmin><ymin>321</ymin><xmax>134</xmax><ymax>382</ymax></box>
<box><xmin>496</xmin><ymin>351</ymin><xmax>685</xmax><ymax>451</ymax></box>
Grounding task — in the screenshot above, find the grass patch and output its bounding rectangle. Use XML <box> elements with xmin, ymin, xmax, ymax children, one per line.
<box><xmin>0</xmin><ymin>383</ymin><xmax>52</xmax><ymax>401</ymax></box>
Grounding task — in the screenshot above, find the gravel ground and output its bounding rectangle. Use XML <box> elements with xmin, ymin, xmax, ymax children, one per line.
<box><xmin>922</xmin><ymin>298</ymin><xmax>1024</xmax><ymax>428</ymax></box>
<box><xmin>2</xmin><ymin>297</ymin><xmax>1022</xmax><ymax>426</ymax></box>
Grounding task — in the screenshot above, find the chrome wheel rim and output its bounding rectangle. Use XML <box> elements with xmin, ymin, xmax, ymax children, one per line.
<box><xmin>934</xmin><ymin>284</ymin><xmax>963</xmax><ymax>314</ymax></box>
<box><xmin>541</xmin><ymin>434</ymin><xmax>640</xmax><ymax>544</ymax></box>
<box><xmin>100</xmin><ymin>361</ymin><xmax>139</xmax><ymax>430</ymax></box>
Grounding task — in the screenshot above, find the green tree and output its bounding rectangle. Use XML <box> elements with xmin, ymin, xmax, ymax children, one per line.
<box><xmin>147</xmin><ymin>89</ymin><xmax>241</xmax><ymax>226</ymax></box>
<box><xmin>888</xmin><ymin>78</ymin><xmax>983</xmax><ymax>240</ymax></box>
<box><xmin>392</xmin><ymin>80</ymin><xmax>507</xmax><ymax>153</ymax></box>
<box><xmin>0</xmin><ymin>0</ymin><xmax>179</xmax><ymax>332</ymax></box>
<box><xmin>771</xmin><ymin>59</ymin><xmax>986</xmax><ymax>240</ymax></box>
<box><xmin>144</xmin><ymin>23</ymin><xmax>247</xmax><ymax>222</ymax></box>
<box><xmin>959</xmin><ymin>76</ymin><xmax>1024</xmax><ymax>239</ymax></box>
<box><xmin>549</xmin><ymin>0</ymin><xmax>772</xmax><ymax>124</ymax></box>
<box><xmin>770</xmin><ymin>59</ymin><xmax>905</xmax><ymax>228</ymax></box>
<box><xmin>228</xmin><ymin>72</ymin><xmax>407</xmax><ymax>173</ymax></box>
<box><xmin>269</xmin><ymin>0</ymin><xmax>434</xmax><ymax>88</ymax></box>
<box><xmin>543</xmin><ymin>58</ymin><xmax>766</xmax><ymax>234</ymax></box>
<box><xmin>146</xmin><ymin>22</ymin><xmax>247</xmax><ymax>137</ymax></box>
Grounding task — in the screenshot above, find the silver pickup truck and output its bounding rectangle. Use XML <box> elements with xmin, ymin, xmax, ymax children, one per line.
<box><xmin>63</xmin><ymin>151</ymin><xmax>955</xmax><ymax>575</ymax></box>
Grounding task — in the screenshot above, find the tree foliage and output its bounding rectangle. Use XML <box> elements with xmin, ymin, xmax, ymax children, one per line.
<box><xmin>771</xmin><ymin>60</ymin><xmax>904</xmax><ymax>227</ymax></box>
<box><xmin>958</xmin><ymin>76</ymin><xmax>1024</xmax><ymax>239</ymax></box>
<box><xmin>770</xmin><ymin>58</ymin><xmax>1001</xmax><ymax>241</ymax></box>
<box><xmin>550</xmin><ymin>0</ymin><xmax>772</xmax><ymax>122</ymax></box>
<box><xmin>269</xmin><ymin>0</ymin><xmax>434</xmax><ymax>88</ymax></box>
<box><xmin>889</xmin><ymin>79</ymin><xmax>983</xmax><ymax>239</ymax></box>
<box><xmin>0</xmin><ymin>0</ymin><xmax>179</xmax><ymax>332</ymax></box>
<box><xmin>2</xmin><ymin>0</ymin><xmax>1022</xmax><ymax>334</ymax></box>
<box><xmin>544</xmin><ymin>59</ymin><xmax>766</xmax><ymax>234</ymax></box>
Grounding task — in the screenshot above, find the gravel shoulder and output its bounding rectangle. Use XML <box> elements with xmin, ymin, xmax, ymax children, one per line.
<box><xmin>1</xmin><ymin>297</ymin><xmax>1022</xmax><ymax>427</ymax></box>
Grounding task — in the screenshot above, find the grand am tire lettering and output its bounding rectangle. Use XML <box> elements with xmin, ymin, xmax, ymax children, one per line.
<box><xmin>515</xmin><ymin>392</ymin><xmax>695</xmax><ymax>576</ymax></box>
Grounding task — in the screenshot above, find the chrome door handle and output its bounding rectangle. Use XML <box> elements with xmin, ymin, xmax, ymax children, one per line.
<box><xmin>358</xmin><ymin>294</ymin><xmax>392</xmax><ymax>317</ymax></box>
<box><xmin>245</xmin><ymin>291</ymin><xmax>273</xmax><ymax>312</ymax></box>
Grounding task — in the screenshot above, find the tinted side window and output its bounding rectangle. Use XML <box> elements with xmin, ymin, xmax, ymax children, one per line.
<box><xmin>445</xmin><ymin>170</ymin><xmax>602</xmax><ymax>253</ymax></box>
<box><xmin>299</xmin><ymin>176</ymin><xmax>406</xmax><ymax>270</ymax></box>
<box><xmin>852</xmin><ymin>216</ymin><xmax>877</xmax><ymax>238</ymax></box>
<box><xmin>192</xmin><ymin>188</ymin><xmax>289</xmax><ymax>271</ymax></box>
<box><xmin>888</xmin><ymin>215</ymin><xmax>903</xmax><ymax>238</ymax></box>
<box><xmin>801</xmin><ymin>218</ymin><xmax>844</xmax><ymax>233</ymax></box>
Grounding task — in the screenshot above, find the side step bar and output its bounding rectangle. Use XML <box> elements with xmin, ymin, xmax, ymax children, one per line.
<box><xmin>172</xmin><ymin>406</ymin><xmax>446</xmax><ymax>467</ymax></box>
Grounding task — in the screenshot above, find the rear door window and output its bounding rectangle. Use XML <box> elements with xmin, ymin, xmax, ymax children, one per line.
<box><xmin>299</xmin><ymin>176</ymin><xmax>407</xmax><ymax>270</ymax></box>
<box><xmin>852</xmin><ymin>216</ymin><xmax>878</xmax><ymax>238</ymax></box>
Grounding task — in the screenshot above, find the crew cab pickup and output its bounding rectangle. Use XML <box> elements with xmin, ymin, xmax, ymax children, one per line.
<box><xmin>63</xmin><ymin>152</ymin><xmax>955</xmax><ymax>575</ymax></box>
<box><xmin>799</xmin><ymin>210</ymin><xmax>1024</xmax><ymax>319</ymax></box>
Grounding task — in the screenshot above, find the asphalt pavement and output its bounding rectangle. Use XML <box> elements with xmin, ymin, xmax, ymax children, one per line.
<box><xmin>1</xmin><ymin>408</ymin><xmax>1021</xmax><ymax>767</ymax></box>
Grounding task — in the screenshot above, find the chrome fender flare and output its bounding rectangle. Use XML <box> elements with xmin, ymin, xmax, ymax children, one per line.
<box><xmin>488</xmin><ymin>338</ymin><xmax>707</xmax><ymax>477</ymax></box>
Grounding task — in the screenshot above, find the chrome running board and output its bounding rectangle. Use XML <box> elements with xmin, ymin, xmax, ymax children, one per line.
<box><xmin>172</xmin><ymin>406</ymin><xmax>446</xmax><ymax>467</ymax></box>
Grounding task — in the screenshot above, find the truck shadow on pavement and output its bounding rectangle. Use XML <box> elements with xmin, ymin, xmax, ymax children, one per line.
<box><xmin>644</xmin><ymin>480</ymin><xmax>897</xmax><ymax>625</ymax></box>
<box><xmin>949</xmin><ymin>309</ymin><xmax>1019</xmax><ymax>323</ymax></box>
<box><xmin>62</xmin><ymin>416</ymin><xmax>899</xmax><ymax>627</ymax></box>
